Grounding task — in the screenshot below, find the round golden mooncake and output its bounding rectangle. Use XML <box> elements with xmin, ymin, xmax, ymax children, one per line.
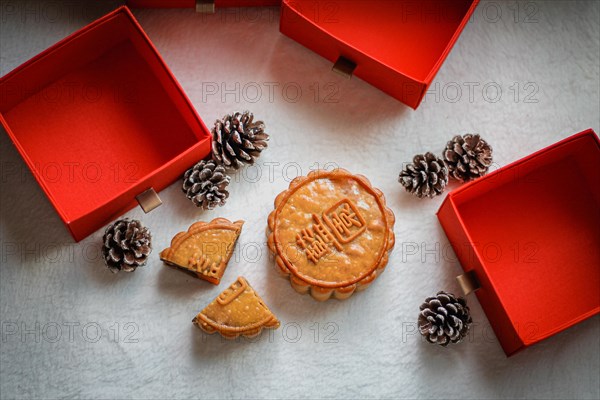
<box><xmin>267</xmin><ymin>169</ymin><xmax>395</xmax><ymax>301</ymax></box>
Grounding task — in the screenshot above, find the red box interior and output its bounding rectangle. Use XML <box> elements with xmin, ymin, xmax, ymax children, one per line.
<box><xmin>280</xmin><ymin>0</ymin><xmax>478</xmax><ymax>108</ymax></box>
<box><xmin>0</xmin><ymin>7</ymin><xmax>211</xmax><ymax>241</ymax></box>
<box><xmin>438</xmin><ymin>130</ymin><xmax>600</xmax><ymax>355</ymax></box>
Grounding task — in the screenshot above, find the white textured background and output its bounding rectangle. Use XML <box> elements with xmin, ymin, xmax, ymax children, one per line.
<box><xmin>1</xmin><ymin>1</ymin><xmax>599</xmax><ymax>399</ymax></box>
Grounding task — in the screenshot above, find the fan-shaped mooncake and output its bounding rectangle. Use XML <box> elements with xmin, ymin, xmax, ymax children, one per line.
<box><xmin>160</xmin><ymin>218</ymin><xmax>243</xmax><ymax>285</ymax></box>
<box><xmin>193</xmin><ymin>277</ymin><xmax>280</xmax><ymax>339</ymax></box>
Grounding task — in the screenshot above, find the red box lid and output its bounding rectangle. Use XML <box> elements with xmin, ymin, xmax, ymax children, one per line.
<box><xmin>0</xmin><ymin>6</ymin><xmax>211</xmax><ymax>242</ymax></box>
<box><xmin>280</xmin><ymin>0</ymin><xmax>478</xmax><ymax>109</ymax></box>
<box><xmin>126</xmin><ymin>0</ymin><xmax>281</xmax><ymax>8</ymax></box>
<box><xmin>437</xmin><ymin>129</ymin><xmax>600</xmax><ymax>356</ymax></box>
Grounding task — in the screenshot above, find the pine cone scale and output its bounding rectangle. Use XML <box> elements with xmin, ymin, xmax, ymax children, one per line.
<box><xmin>123</xmin><ymin>252</ymin><xmax>136</xmax><ymax>265</ymax></box>
<box><xmin>429</xmin><ymin>172</ymin><xmax>439</xmax><ymax>185</ymax></box>
<box><xmin>238</xmin><ymin>148</ymin><xmax>252</xmax><ymax>161</ymax></box>
<box><xmin>242</xmin><ymin>139</ymin><xmax>255</xmax><ymax>150</ymax></box>
<box><xmin>211</xmin><ymin>172</ymin><xmax>226</xmax><ymax>182</ymax></box>
<box><xmin>108</xmin><ymin>247</ymin><xmax>119</xmax><ymax>262</ymax></box>
<box><xmin>231</xmin><ymin>130</ymin><xmax>242</xmax><ymax>144</ymax></box>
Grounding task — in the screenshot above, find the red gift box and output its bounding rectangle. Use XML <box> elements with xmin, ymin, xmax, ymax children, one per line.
<box><xmin>437</xmin><ymin>129</ymin><xmax>600</xmax><ymax>356</ymax></box>
<box><xmin>0</xmin><ymin>6</ymin><xmax>211</xmax><ymax>242</ymax></box>
<box><xmin>280</xmin><ymin>0</ymin><xmax>479</xmax><ymax>109</ymax></box>
<box><xmin>127</xmin><ymin>0</ymin><xmax>281</xmax><ymax>8</ymax></box>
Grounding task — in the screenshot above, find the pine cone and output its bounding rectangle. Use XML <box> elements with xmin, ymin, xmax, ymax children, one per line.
<box><xmin>418</xmin><ymin>291</ymin><xmax>472</xmax><ymax>346</ymax></box>
<box><xmin>399</xmin><ymin>152</ymin><xmax>448</xmax><ymax>198</ymax></box>
<box><xmin>182</xmin><ymin>159</ymin><xmax>230</xmax><ymax>209</ymax></box>
<box><xmin>211</xmin><ymin>111</ymin><xmax>269</xmax><ymax>170</ymax></box>
<box><xmin>102</xmin><ymin>219</ymin><xmax>152</xmax><ymax>273</ymax></box>
<box><xmin>443</xmin><ymin>134</ymin><xmax>493</xmax><ymax>182</ymax></box>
